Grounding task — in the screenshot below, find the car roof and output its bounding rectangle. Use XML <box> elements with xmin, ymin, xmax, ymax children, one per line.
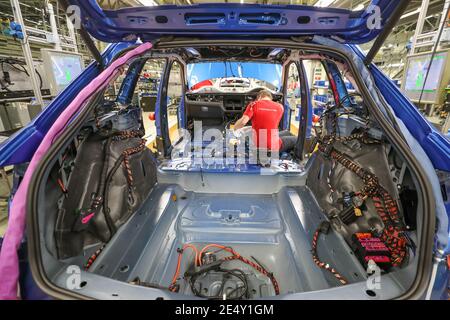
<box><xmin>66</xmin><ymin>0</ymin><xmax>403</xmax><ymax>44</ymax></box>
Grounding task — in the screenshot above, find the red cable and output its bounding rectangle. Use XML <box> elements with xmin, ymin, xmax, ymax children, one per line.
<box><xmin>169</xmin><ymin>244</ymin><xmax>199</xmax><ymax>292</ymax></box>
<box><xmin>57</xmin><ymin>178</ymin><xmax>67</xmax><ymax>193</ymax></box>
<box><xmin>311</xmin><ymin>227</ymin><xmax>348</xmax><ymax>285</ymax></box>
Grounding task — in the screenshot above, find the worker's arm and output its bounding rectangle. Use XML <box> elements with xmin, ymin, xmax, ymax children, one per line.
<box><xmin>233</xmin><ymin>115</ymin><xmax>250</xmax><ymax>131</ymax></box>
<box><xmin>234</xmin><ymin>101</ymin><xmax>255</xmax><ymax>130</ymax></box>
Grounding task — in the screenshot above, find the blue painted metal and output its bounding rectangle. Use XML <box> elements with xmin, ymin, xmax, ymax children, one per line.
<box><xmin>350</xmin><ymin>45</ymin><xmax>450</xmax><ymax>173</ymax></box>
<box><xmin>324</xmin><ymin>61</ymin><xmax>350</xmax><ymax>107</ymax></box>
<box><xmin>178</xmin><ymin>94</ymin><xmax>186</xmax><ymax>129</ymax></box>
<box><xmin>117</xmin><ymin>58</ymin><xmax>147</xmax><ymax>105</ymax></box>
<box><xmin>428</xmin><ymin>172</ymin><xmax>450</xmax><ymax>299</ymax></box>
<box><xmin>0</xmin><ymin>42</ymin><xmax>133</xmax><ymax>167</ymax></box>
<box><xmin>67</xmin><ymin>0</ymin><xmax>399</xmax><ymax>44</ymax></box>
<box><xmin>429</xmin><ymin>257</ymin><xmax>450</xmax><ymax>300</ymax></box>
<box><xmin>2</xmin><ymin>1</ymin><xmax>446</xmax><ymax>299</ymax></box>
<box><xmin>19</xmin><ymin>243</ymin><xmax>51</xmax><ymax>300</ymax></box>
<box><xmin>283</xmin><ymin>101</ymin><xmax>291</xmax><ymax>131</ymax></box>
<box><xmin>155</xmin><ymin>63</ymin><xmax>166</xmax><ymax>137</ymax></box>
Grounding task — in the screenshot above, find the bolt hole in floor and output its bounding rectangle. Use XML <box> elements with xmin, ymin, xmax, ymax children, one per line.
<box><xmin>84</xmin><ymin>185</ymin><xmax>367</xmax><ymax>298</ymax></box>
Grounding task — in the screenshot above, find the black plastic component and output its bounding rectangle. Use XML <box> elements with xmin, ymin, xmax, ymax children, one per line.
<box><xmin>339</xmin><ymin>205</ymin><xmax>358</xmax><ymax>224</ymax></box>
<box><xmin>185</xmin><ymin>260</ymin><xmax>223</xmax><ymax>278</ymax></box>
<box><xmin>297</xmin><ymin>16</ymin><xmax>311</xmax><ymax>24</ymax></box>
<box><xmin>155</xmin><ymin>135</ymin><xmax>165</xmax><ymax>156</ymax></box>
<box><xmin>319</xmin><ymin>221</ymin><xmax>331</xmax><ymax>234</ymax></box>
<box><xmin>55</xmin><ymin>132</ymin><xmax>157</xmax><ymax>259</ymax></box>
<box><xmin>3</xmin><ymin>71</ymin><xmax>11</xmax><ymax>85</ymax></box>
<box><xmin>155</xmin><ymin>15</ymin><xmax>168</xmax><ymax>24</ymax></box>
<box><xmin>399</xmin><ymin>187</ymin><xmax>418</xmax><ymax>231</ymax></box>
<box><xmin>338</xmin><ymin>192</ymin><xmax>364</xmax><ymax>224</ymax></box>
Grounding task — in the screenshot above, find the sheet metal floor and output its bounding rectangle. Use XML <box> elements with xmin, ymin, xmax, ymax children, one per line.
<box><xmin>90</xmin><ymin>184</ymin><xmax>366</xmax><ymax>297</ymax></box>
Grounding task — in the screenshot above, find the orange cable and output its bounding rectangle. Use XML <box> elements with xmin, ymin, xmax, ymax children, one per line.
<box><xmin>169</xmin><ymin>244</ymin><xmax>199</xmax><ymax>291</ymax></box>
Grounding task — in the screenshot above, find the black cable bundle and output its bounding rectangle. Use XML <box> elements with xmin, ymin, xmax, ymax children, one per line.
<box><xmin>186</xmin><ymin>266</ymin><xmax>249</xmax><ymax>300</ymax></box>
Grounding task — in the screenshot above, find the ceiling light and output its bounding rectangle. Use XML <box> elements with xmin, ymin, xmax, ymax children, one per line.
<box><xmin>315</xmin><ymin>0</ymin><xmax>335</xmax><ymax>7</ymax></box>
<box><xmin>352</xmin><ymin>4</ymin><xmax>365</xmax><ymax>11</ymax></box>
<box><xmin>139</xmin><ymin>0</ymin><xmax>157</xmax><ymax>6</ymax></box>
<box><xmin>400</xmin><ymin>8</ymin><xmax>420</xmax><ymax>19</ymax></box>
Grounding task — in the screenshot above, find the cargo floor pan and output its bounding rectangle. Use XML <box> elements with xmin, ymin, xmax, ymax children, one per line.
<box><xmin>86</xmin><ymin>185</ymin><xmax>367</xmax><ymax>297</ymax></box>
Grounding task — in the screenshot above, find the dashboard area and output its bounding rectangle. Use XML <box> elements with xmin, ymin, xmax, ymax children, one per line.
<box><xmin>185</xmin><ymin>92</ymin><xmax>283</xmax><ymax>122</ymax></box>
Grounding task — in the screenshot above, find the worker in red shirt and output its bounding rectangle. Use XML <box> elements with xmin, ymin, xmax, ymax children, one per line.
<box><xmin>233</xmin><ymin>90</ymin><xmax>297</xmax><ymax>153</ymax></box>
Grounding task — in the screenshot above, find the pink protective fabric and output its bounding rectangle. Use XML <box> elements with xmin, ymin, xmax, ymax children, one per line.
<box><xmin>0</xmin><ymin>42</ymin><xmax>152</xmax><ymax>299</ymax></box>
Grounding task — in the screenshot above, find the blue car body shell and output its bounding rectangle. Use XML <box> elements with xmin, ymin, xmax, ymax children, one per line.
<box><xmin>0</xmin><ymin>1</ymin><xmax>448</xmax><ymax>300</ymax></box>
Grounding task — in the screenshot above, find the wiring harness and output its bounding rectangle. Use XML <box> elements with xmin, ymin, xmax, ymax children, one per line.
<box><xmin>84</xmin><ymin>244</ymin><xmax>106</xmax><ymax>270</ymax></box>
<box><xmin>73</xmin><ymin>130</ymin><xmax>146</xmax><ymax>238</ymax></box>
<box><xmin>318</xmin><ymin>140</ymin><xmax>408</xmax><ymax>267</ymax></box>
<box><xmin>111</xmin><ymin>130</ymin><xmax>147</xmax><ymax>193</ymax></box>
<box><xmin>311</xmin><ymin>103</ymin><xmax>409</xmax><ymax>284</ymax></box>
<box><xmin>168</xmin><ymin>244</ymin><xmax>280</xmax><ymax>299</ymax></box>
<box><xmin>311</xmin><ymin>222</ymin><xmax>348</xmax><ymax>285</ymax></box>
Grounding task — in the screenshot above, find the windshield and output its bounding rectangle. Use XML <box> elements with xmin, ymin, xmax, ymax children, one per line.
<box><xmin>187</xmin><ymin>62</ymin><xmax>282</xmax><ymax>92</ymax></box>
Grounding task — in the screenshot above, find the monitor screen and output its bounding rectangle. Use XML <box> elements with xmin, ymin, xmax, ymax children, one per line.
<box><xmin>404</xmin><ymin>52</ymin><xmax>448</xmax><ymax>103</ymax></box>
<box><xmin>43</xmin><ymin>50</ymin><xmax>84</xmax><ymax>95</ymax></box>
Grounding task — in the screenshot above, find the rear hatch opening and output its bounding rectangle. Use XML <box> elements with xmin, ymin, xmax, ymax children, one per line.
<box><xmin>27</xmin><ymin>42</ymin><xmax>430</xmax><ymax>300</ymax></box>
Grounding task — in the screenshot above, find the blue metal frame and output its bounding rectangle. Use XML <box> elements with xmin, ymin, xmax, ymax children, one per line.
<box><xmin>68</xmin><ymin>0</ymin><xmax>400</xmax><ymax>44</ymax></box>
<box><xmin>300</xmin><ymin>62</ymin><xmax>313</xmax><ymax>139</ymax></box>
<box><xmin>117</xmin><ymin>58</ymin><xmax>147</xmax><ymax>105</ymax></box>
<box><xmin>178</xmin><ymin>94</ymin><xmax>186</xmax><ymax>130</ymax></box>
<box><xmin>155</xmin><ymin>58</ymin><xmax>169</xmax><ymax>138</ymax></box>
<box><xmin>1</xmin><ymin>1</ymin><xmax>448</xmax><ymax>300</ymax></box>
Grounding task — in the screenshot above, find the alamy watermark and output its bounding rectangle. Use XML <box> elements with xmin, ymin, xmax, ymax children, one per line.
<box><xmin>66</xmin><ymin>265</ymin><xmax>82</xmax><ymax>290</ymax></box>
<box><xmin>366</xmin><ymin>260</ymin><xmax>382</xmax><ymax>292</ymax></box>
<box><xmin>66</xmin><ymin>5</ymin><xmax>81</xmax><ymax>30</ymax></box>
<box><xmin>366</xmin><ymin>5</ymin><xmax>383</xmax><ymax>30</ymax></box>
